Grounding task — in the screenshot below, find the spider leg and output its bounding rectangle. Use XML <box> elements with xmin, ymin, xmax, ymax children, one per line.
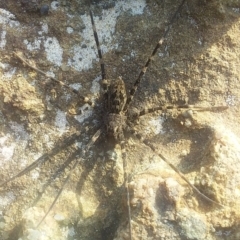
<box><xmin>0</xmin><ymin>131</ymin><xmax>81</xmax><ymax>188</ymax></box>
<box><xmin>32</xmin><ymin>150</ymin><xmax>79</xmax><ymax>207</ymax></box>
<box><xmin>36</xmin><ymin>152</ymin><xmax>81</xmax><ymax>228</ymax></box>
<box><xmin>125</xmin><ymin>0</ymin><xmax>186</xmax><ymax>110</ymax></box>
<box><xmin>89</xmin><ymin>10</ymin><xmax>106</xmax><ymax>83</ymax></box>
<box><xmin>35</xmin><ymin>128</ymin><xmax>102</xmax><ymax>228</ymax></box>
<box><xmin>13</xmin><ymin>52</ymin><xmax>92</xmax><ymax>105</ymax></box>
<box><xmin>130</xmin><ymin>104</ymin><xmax>228</xmax><ymax>119</ymax></box>
<box><xmin>119</xmin><ymin>136</ymin><xmax>132</xmax><ymax>240</ymax></box>
<box><xmin>129</xmin><ymin>129</ymin><xmax>225</xmax><ymax>208</ymax></box>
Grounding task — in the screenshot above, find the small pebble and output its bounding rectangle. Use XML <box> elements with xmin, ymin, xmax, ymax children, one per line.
<box><xmin>180</xmin><ymin>149</ymin><xmax>188</xmax><ymax>156</ymax></box>
<box><xmin>40</xmin><ymin>5</ymin><xmax>49</xmax><ymax>15</ymax></box>
<box><xmin>54</xmin><ymin>214</ymin><xmax>65</xmax><ymax>221</ymax></box>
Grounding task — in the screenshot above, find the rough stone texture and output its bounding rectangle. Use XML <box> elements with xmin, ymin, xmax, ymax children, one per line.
<box><xmin>115</xmin><ymin>124</ymin><xmax>240</xmax><ymax>239</ymax></box>
<box><xmin>0</xmin><ymin>0</ymin><xmax>240</xmax><ymax>239</ymax></box>
<box><xmin>0</xmin><ymin>76</ymin><xmax>45</xmax><ymax>116</ymax></box>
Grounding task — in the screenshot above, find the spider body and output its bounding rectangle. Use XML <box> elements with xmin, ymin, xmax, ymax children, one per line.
<box><xmin>104</xmin><ymin>77</ymin><xmax>127</xmax><ymax>140</ymax></box>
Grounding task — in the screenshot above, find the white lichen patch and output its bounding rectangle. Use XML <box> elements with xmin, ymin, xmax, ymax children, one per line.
<box><xmin>43</xmin><ymin>37</ymin><xmax>63</xmax><ymax>67</ymax></box>
<box><xmin>0</xmin><ymin>121</ymin><xmax>30</xmax><ymax>170</ymax></box>
<box><xmin>55</xmin><ymin>110</ymin><xmax>68</xmax><ymax>134</ymax></box>
<box><xmin>24</xmin><ymin>38</ymin><xmax>41</xmax><ymax>51</ymax></box>
<box><xmin>0</xmin><ymin>64</ymin><xmax>16</xmax><ymax>79</ymax></box>
<box><xmin>70</xmin><ymin>76</ymin><xmax>101</xmax><ymax>126</ymax></box>
<box><xmin>90</xmin><ymin>75</ymin><xmax>101</xmax><ymax>95</ymax></box>
<box><xmin>23</xmin><ymin>30</ymin><xmax>62</xmax><ymax>66</ymax></box>
<box><xmin>67</xmin><ymin>0</ymin><xmax>146</xmax><ymax>71</ymax></box>
<box><xmin>147</xmin><ymin>116</ymin><xmax>165</xmax><ymax>135</ymax></box>
<box><xmin>41</xmin><ymin>23</ymin><xmax>48</xmax><ymax>34</ymax></box>
<box><xmin>226</xmin><ymin>94</ymin><xmax>236</xmax><ymax>106</ymax></box>
<box><xmin>0</xmin><ymin>135</ymin><xmax>15</xmax><ymax>164</ymax></box>
<box><xmin>0</xmin><ymin>8</ymin><xmax>20</xmax><ymax>27</ymax></box>
<box><xmin>69</xmin><ymin>83</ymin><xmax>82</xmax><ymax>91</ymax></box>
<box><xmin>1</xmin><ymin>1</ymin><xmax>146</xmax><ymax>73</ymax></box>
<box><xmin>0</xmin><ymin>192</ymin><xmax>16</xmax><ymax>207</ymax></box>
<box><xmin>74</xmin><ymin>103</ymin><xmax>93</xmax><ymax>124</ymax></box>
<box><xmin>30</xmin><ymin>170</ymin><xmax>40</xmax><ymax>180</ymax></box>
<box><xmin>45</xmin><ymin>71</ymin><xmax>55</xmax><ymax>78</ymax></box>
<box><xmin>0</xmin><ymin>30</ymin><xmax>6</xmax><ymax>49</ymax></box>
<box><xmin>9</xmin><ymin>121</ymin><xmax>29</xmax><ymax>141</ymax></box>
<box><xmin>51</xmin><ymin>1</ymin><xmax>60</xmax><ymax>11</ymax></box>
<box><xmin>66</xmin><ymin>27</ymin><xmax>73</xmax><ymax>34</ymax></box>
<box><xmin>0</xmin><ymin>9</ymin><xmax>20</xmax><ymax>50</ymax></box>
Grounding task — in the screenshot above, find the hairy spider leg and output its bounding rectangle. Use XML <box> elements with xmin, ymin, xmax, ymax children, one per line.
<box><xmin>125</xmin><ymin>0</ymin><xmax>187</xmax><ymax>110</ymax></box>
<box><xmin>89</xmin><ymin>10</ymin><xmax>106</xmax><ymax>82</ymax></box>
<box><xmin>13</xmin><ymin>52</ymin><xmax>92</xmax><ymax>105</ymax></box>
<box><xmin>0</xmin><ymin>131</ymin><xmax>81</xmax><ymax>188</ymax></box>
<box><xmin>36</xmin><ymin>129</ymin><xmax>102</xmax><ymax>228</ymax></box>
<box><xmin>130</xmin><ymin>105</ymin><xmax>228</xmax><ymax>119</ymax></box>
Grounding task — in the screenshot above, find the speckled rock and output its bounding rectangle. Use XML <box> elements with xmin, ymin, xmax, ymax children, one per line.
<box><xmin>0</xmin><ymin>0</ymin><xmax>240</xmax><ymax>239</ymax></box>
<box><xmin>114</xmin><ymin>124</ymin><xmax>240</xmax><ymax>240</ymax></box>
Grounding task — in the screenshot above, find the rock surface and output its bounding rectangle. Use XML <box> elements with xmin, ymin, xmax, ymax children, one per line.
<box><xmin>0</xmin><ymin>0</ymin><xmax>239</xmax><ymax>239</ymax></box>
<box><xmin>114</xmin><ymin>124</ymin><xmax>240</xmax><ymax>240</ymax></box>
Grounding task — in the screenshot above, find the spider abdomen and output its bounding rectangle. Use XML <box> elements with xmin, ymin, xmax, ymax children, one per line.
<box><xmin>104</xmin><ymin>113</ymin><xmax>126</xmax><ymax>141</ymax></box>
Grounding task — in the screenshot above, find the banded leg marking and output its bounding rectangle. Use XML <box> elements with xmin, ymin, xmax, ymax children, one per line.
<box><xmin>125</xmin><ymin>0</ymin><xmax>187</xmax><ymax>109</ymax></box>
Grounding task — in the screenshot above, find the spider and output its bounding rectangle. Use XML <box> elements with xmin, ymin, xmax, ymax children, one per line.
<box><xmin>0</xmin><ymin>0</ymin><xmax>228</xmax><ymax>239</ymax></box>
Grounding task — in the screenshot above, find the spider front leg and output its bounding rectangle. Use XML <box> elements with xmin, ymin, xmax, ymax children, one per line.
<box><xmin>35</xmin><ymin>128</ymin><xmax>102</xmax><ymax>228</ymax></box>
<box><xmin>119</xmin><ymin>138</ymin><xmax>132</xmax><ymax>240</ymax></box>
<box><xmin>0</xmin><ymin>131</ymin><xmax>81</xmax><ymax>188</ymax></box>
<box><xmin>13</xmin><ymin>51</ymin><xmax>92</xmax><ymax>106</ymax></box>
<box><xmin>128</xmin><ymin>104</ymin><xmax>228</xmax><ymax>120</ymax></box>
